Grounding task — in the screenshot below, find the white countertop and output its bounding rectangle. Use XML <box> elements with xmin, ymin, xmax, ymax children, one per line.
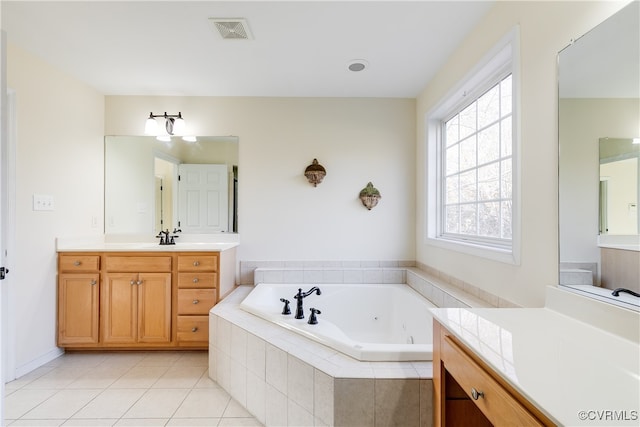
<box><xmin>598</xmin><ymin>235</ymin><xmax>640</xmax><ymax>252</ymax></box>
<box><xmin>429</xmin><ymin>305</ymin><xmax>640</xmax><ymax>426</ymax></box>
<box><xmin>56</xmin><ymin>235</ymin><xmax>239</xmax><ymax>252</ymax></box>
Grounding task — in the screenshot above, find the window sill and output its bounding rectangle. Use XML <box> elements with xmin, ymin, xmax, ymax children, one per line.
<box><xmin>426</xmin><ymin>235</ymin><xmax>519</xmax><ymax>265</ymax></box>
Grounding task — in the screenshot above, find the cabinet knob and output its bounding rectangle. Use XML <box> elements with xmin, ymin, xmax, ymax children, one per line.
<box><xmin>471</xmin><ymin>388</ymin><xmax>484</xmax><ymax>400</ymax></box>
<box><xmin>74</xmin><ymin>261</ymin><xmax>81</xmax><ymax>266</ymax></box>
<box><xmin>192</xmin><ymin>299</ymin><xmax>199</xmax><ymax>304</ymax></box>
<box><xmin>130</xmin><ymin>280</ymin><xmax>135</xmax><ymax>285</ymax></box>
<box><xmin>193</xmin><ymin>261</ymin><xmax>200</xmax><ymax>267</ymax></box>
<box><xmin>192</xmin><ymin>277</ymin><xmax>199</xmax><ymax>283</ymax></box>
<box><xmin>191</xmin><ymin>327</ymin><xmax>198</xmax><ymax>332</ymax></box>
<box><xmin>136</xmin><ymin>280</ymin><xmax>142</xmax><ymax>285</ymax></box>
<box><xmin>90</xmin><ymin>280</ymin><xmax>97</xmax><ymax>286</ymax></box>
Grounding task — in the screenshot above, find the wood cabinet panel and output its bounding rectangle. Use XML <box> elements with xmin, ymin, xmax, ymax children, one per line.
<box><xmin>57</xmin><ymin>273</ymin><xmax>99</xmax><ymax>345</ymax></box>
<box><xmin>177</xmin><ymin>315</ymin><xmax>209</xmax><ymax>343</ymax></box>
<box><xmin>105</xmin><ymin>255</ymin><xmax>172</xmax><ymax>272</ymax></box>
<box><xmin>137</xmin><ymin>273</ymin><xmax>172</xmax><ymax>343</ymax></box>
<box><xmin>178</xmin><ymin>272</ymin><xmax>217</xmax><ymax>289</ymax></box>
<box><xmin>59</xmin><ymin>255</ymin><xmax>100</xmax><ymax>272</ymax></box>
<box><xmin>57</xmin><ymin>250</ymin><xmax>231</xmax><ymax>350</ymax></box>
<box><xmin>433</xmin><ymin>320</ymin><xmax>554</xmax><ymax>427</ymax></box>
<box><xmin>441</xmin><ymin>335</ymin><xmax>543</xmax><ymax>426</ymax></box>
<box><xmin>177</xmin><ymin>289</ymin><xmax>216</xmax><ymax>315</ymax></box>
<box><xmin>177</xmin><ymin>254</ymin><xmax>218</xmax><ymax>271</ymax></box>
<box><xmin>101</xmin><ymin>273</ymin><xmax>138</xmax><ymax>344</ymax></box>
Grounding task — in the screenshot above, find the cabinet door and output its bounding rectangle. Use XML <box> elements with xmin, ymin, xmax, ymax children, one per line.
<box><xmin>102</xmin><ymin>273</ymin><xmax>138</xmax><ymax>344</ymax></box>
<box><xmin>137</xmin><ymin>272</ymin><xmax>172</xmax><ymax>343</ymax></box>
<box><xmin>58</xmin><ymin>274</ymin><xmax>99</xmax><ymax>345</ymax></box>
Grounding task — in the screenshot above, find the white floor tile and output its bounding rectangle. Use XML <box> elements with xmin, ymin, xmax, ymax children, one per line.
<box><xmin>114</xmin><ymin>418</ymin><xmax>169</xmax><ymax>426</ymax></box>
<box><xmin>122</xmin><ymin>388</ymin><xmax>190</xmax><ymax>419</ymax></box>
<box><xmin>173</xmin><ymin>388</ymin><xmax>230</xmax><ymax>418</ymax></box>
<box><xmin>5</xmin><ymin>351</ymin><xmax>262</xmax><ymax>427</ymax></box>
<box><xmin>71</xmin><ymin>388</ymin><xmax>146</xmax><ymax>419</ymax></box>
<box><xmin>21</xmin><ymin>389</ymin><xmax>102</xmax><ymax>419</ymax></box>
<box><xmin>5</xmin><ymin>389</ymin><xmax>59</xmax><ymax>419</ymax></box>
<box><xmin>152</xmin><ymin>366</ymin><xmax>207</xmax><ymax>389</ymax></box>
<box><xmin>109</xmin><ymin>366</ymin><xmax>168</xmax><ymax>389</ymax></box>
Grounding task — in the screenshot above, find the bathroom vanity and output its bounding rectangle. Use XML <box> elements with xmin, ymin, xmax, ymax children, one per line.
<box><xmin>56</xmin><ymin>238</ymin><xmax>237</xmax><ymax>350</ymax></box>
<box><xmin>430</xmin><ymin>286</ymin><xmax>640</xmax><ymax>427</ymax></box>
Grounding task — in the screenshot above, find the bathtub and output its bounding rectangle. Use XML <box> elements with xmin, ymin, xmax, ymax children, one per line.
<box><xmin>239</xmin><ymin>283</ymin><xmax>435</xmax><ymax>361</ymax></box>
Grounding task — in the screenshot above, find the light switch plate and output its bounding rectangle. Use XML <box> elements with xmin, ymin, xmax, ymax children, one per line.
<box><xmin>33</xmin><ymin>194</ymin><xmax>55</xmax><ymax>211</ymax></box>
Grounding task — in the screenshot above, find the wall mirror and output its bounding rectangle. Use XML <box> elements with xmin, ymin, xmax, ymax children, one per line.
<box><xmin>558</xmin><ymin>0</ymin><xmax>639</xmax><ymax>309</ymax></box>
<box><xmin>105</xmin><ymin>135</ymin><xmax>239</xmax><ymax>235</ymax></box>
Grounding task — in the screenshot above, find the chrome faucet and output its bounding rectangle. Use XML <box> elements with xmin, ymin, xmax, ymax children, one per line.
<box><xmin>293</xmin><ymin>287</ymin><xmax>321</xmax><ymax>319</ymax></box>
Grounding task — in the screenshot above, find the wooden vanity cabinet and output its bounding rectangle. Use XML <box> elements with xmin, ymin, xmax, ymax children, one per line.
<box><xmin>433</xmin><ymin>321</ymin><xmax>555</xmax><ymax>427</ymax></box>
<box><xmin>57</xmin><ymin>254</ymin><xmax>100</xmax><ymax>345</ymax></box>
<box><xmin>102</xmin><ymin>255</ymin><xmax>172</xmax><ymax>345</ymax></box>
<box><xmin>176</xmin><ymin>253</ymin><xmax>219</xmax><ymax>347</ymax></box>
<box><xmin>57</xmin><ymin>250</ymin><xmax>228</xmax><ymax>350</ymax></box>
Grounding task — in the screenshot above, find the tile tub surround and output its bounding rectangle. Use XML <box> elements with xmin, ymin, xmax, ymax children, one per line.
<box><xmin>239</xmin><ymin>260</ymin><xmax>517</xmax><ymax>308</ymax></box>
<box><xmin>209</xmin><ymin>286</ymin><xmax>434</xmax><ymax>427</ymax></box>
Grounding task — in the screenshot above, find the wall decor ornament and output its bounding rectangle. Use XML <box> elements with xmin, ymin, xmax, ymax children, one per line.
<box><xmin>304</xmin><ymin>158</ymin><xmax>326</xmax><ymax>187</ymax></box>
<box><xmin>359</xmin><ymin>182</ymin><xmax>381</xmax><ymax>210</ymax></box>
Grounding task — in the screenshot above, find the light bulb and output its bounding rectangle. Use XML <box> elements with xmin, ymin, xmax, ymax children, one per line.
<box><xmin>173</xmin><ymin>117</ymin><xmax>186</xmax><ymax>135</ymax></box>
<box><xmin>144</xmin><ymin>117</ymin><xmax>158</xmax><ymax>135</ymax></box>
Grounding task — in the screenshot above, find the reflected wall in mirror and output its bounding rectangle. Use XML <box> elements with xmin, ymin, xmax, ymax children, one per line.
<box><xmin>558</xmin><ymin>0</ymin><xmax>639</xmax><ymax>309</ymax></box>
<box><xmin>599</xmin><ymin>137</ymin><xmax>639</xmax><ymax>235</ymax></box>
<box><xmin>105</xmin><ymin>136</ymin><xmax>239</xmax><ymax>234</ymax></box>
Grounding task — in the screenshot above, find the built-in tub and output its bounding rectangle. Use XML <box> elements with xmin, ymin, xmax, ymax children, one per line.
<box><xmin>239</xmin><ymin>283</ymin><xmax>434</xmax><ymax>361</ymax></box>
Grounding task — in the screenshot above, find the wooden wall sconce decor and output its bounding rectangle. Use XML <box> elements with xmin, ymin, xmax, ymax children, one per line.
<box><xmin>359</xmin><ymin>182</ymin><xmax>381</xmax><ymax>210</ymax></box>
<box><xmin>304</xmin><ymin>158</ymin><xmax>326</xmax><ymax>187</ymax></box>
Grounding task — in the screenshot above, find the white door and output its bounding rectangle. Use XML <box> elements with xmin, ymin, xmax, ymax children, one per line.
<box><xmin>1</xmin><ymin>38</ymin><xmax>17</xmax><ymax>422</ymax></box>
<box><xmin>178</xmin><ymin>164</ymin><xmax>229</xmax><ymax>233</ymax></box>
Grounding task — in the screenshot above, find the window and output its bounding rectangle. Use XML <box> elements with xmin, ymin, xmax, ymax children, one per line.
<box><xmin>426</xmin><ymin>28</ymin><xmax>519</xmax><ymax>264</ymax></box>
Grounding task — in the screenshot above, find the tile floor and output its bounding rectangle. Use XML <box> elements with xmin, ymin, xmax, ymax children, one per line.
<box><xmin>4</xmin><ymin>351</ymin><xmax>263</xmax><ymax>426</ymax></box>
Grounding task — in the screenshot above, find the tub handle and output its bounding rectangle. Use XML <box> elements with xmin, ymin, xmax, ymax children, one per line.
<box><xmin>280</xmin><ymin>298</ymin><xmax>291</xmax><ymax>315</ymax></box>
<box><xmin>308</xmin><ymin>308</ymin><xmax>321</xmax><ymax>325</ymax></box>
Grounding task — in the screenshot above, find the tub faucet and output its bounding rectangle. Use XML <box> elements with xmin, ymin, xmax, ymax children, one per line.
<box><xmin>612</xmin><ymin>288</ymin><xmax>640</xmax><ymax>298</ymax></box>
<box><xmin>294</xmin><ymin>287</ymin><xmax>321</xmax><ymax>319</ymax></box>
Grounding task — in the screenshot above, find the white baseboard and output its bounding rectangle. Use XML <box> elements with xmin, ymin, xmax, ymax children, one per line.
<box><xmin>15</xmin><ymin>347</ymin><xmax>64</xmax><ymax>379</ymax></box>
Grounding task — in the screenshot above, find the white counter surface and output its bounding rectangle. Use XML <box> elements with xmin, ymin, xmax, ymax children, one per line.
<box><xmin>56</xmin><ymin>235</ymin><xmax>239</xmax><ymax>252</ymax></box>
<box><xmin>430</xmin><ymin>306</ymin><xmax>640</xmax><ymax>426</ymax></box>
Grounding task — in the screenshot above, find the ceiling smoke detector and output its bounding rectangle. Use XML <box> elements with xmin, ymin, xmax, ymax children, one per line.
<box><xmin>209</xmin><ymin>18</ymin><xmax>253</xmax><ymax>40</ymax></box>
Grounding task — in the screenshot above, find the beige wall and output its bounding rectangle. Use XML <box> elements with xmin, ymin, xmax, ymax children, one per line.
<box><xmin>7</xmin><ymin>43</ymin><xmax>104</xmax><ymax>374</ymax></box>
<box><xmin>415</xmin><ymin>1</ymin><xmax>630</xmax><ymax>307</ymax></box>
<box><xmin>560</xmin><ymin>98</ymin><xmax>639</xmax><ymax>266</ymax></box>
<box><xmin>105</xmin><ymin>96</ymin><xmax>417</xmax><ymax>262</ymax></box>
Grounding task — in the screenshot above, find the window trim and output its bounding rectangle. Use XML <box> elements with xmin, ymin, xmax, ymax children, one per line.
<box><xmin>426</xmin><ymin>26</ymin><xmax>521</xmax><ymax>265</ymax></box>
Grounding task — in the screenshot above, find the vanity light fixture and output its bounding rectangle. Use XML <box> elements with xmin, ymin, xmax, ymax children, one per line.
<box><xmin>144</xmin><ymin>112</ymin><xmax>186</xmax><ymax>136</ymax></box>
<box><xmin>304</xmin><ymin>158</ymin><xmax>327</xmax><ymax>187</ymax></box>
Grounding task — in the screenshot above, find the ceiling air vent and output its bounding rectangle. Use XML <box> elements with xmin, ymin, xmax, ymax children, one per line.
<box><xmin>209</xmin><ymin>18</ymin><xmax>253</xmax><ymax>40</ymax></box>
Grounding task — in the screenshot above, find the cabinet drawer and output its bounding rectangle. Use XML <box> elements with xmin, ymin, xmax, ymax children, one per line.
<box><xmin>442</xmin><ymin>335</ymin><xmax>544</xmax><ymax>427</ymax></box>
<box><xmin>59</xmin><ymin>255</ymin><xmax>100</xmax><ymax>272</ymax></box>
<box><xmin>177</xmin><ymin>316</ymin><xmax>209</xmax><ymax>342</ymax></box>
<box><xmin>105</xmin><ymin>256</ymin><xmax>172</xmax><ymax>272</ymax></box>
<box><xmin>177</xmin><ymin>254</ymin><xmax>218</xmax><ymax>272</ymax></box>
<box><xmin>178</xmin><ymin>272</ymin><xmax>217</xmax><ymax>289</ymax></box>
<box><xmin>177</xmin><ymin>289</ymin><xmax>217</xmax><ymax>315</ymax></box>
